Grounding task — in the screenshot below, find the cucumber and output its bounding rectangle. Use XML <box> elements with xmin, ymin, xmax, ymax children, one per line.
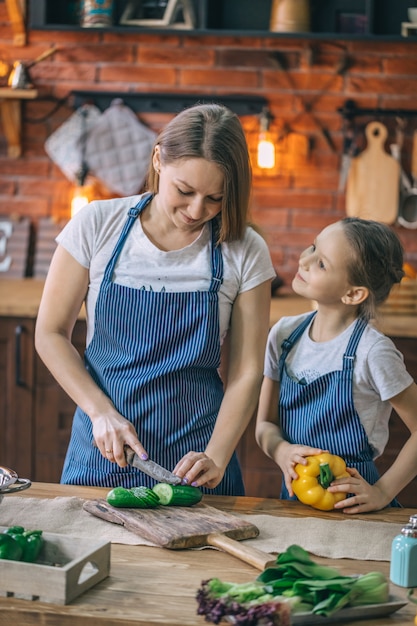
<box><xmin>106</xmin><ymin>486</ymin><xmax>160</xmax><ymax>508</ymax></box>
<box><xmin>152</xmin><ymin>483</ymin><xmax>202</xmax><ymax>506</ymax></box>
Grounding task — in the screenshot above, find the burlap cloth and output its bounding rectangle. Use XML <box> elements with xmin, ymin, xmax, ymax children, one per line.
<box><xmin>0</xmin><ymin>496</ymin><xmax>399</xmax><ymax>561</ymax></box>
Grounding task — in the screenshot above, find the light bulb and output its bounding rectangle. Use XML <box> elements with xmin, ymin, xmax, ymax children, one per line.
<box><xmin>256</xmin><ymin>107</ymin><xmax>276</xmax><ymax>170</ymax></box>
<box><xmin>71</xmin><ymin>185</ymin><xmax>94</xmax><ymax>217</ymax></box>
<box><xmin>257</xmin><ymin>133</ymin><xmax>276</xmax><ymax>169</ymax></box>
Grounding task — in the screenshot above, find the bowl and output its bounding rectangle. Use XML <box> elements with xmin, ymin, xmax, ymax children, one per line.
<box><xmin>0</xmin><ymin>465</ymin><xmax>18</xmax><ymax>489</ymax></box>
<box><xmin>0</xmin><ymin>465</ymin><xmax>31</xmax><ymax>504</ymax></box>
<box><xmin>408</xmin><ymin>8</ymin><xmax>417</xmax><ymax>23</ymax></box>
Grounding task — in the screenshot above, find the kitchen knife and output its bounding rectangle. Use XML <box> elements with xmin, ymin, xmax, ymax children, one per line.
<box><xmin>125</xmin><ymin>446</ymin><xmax>182</xmax><ymax>485</ymax></box>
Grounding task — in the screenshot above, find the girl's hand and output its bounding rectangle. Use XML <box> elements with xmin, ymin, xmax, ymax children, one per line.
<box><xmin>329</xmin><ymin>467</ymin><xmax>390</xmax><ymax>513</ymax></box>
<box><xmin>173</xmin><ymin>451</ymin><xmax>223</xmax><ymax>489</ymax></box>
<box><xmin>276</xmin><ymin>442</ymin><xmax>326</xmax><ymax>496</ymax></box>
<box><xmin>92</xmin><ymin>413</ymin><xmax>148</xmax><ymax>468</ymax></box>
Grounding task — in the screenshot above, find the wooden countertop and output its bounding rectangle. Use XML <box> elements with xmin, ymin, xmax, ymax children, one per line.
<box><xmin>0</xmin><ymin>279</ymin><xmax>416</xmax><ymax>337</ymax></box>
<box><xmin>0</xmin><ymin>482</ymin><xmax>415</xmax><ymax>625</ymax></box>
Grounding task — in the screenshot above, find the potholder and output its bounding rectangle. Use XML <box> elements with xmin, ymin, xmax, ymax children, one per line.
<box><xmin>44</xmin><ymin>104</ymin><xmax>102</xmax><ymax>183</ymax></box>
<box><xmin>85</xmin><ymin>98</ymin><xmax>157</xmax><ymax>196</ymax></box>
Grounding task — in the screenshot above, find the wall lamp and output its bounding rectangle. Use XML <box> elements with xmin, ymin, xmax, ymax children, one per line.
<box><xmin>257</xmin><ymin>106</ymin><xmax>275</xmax><ymax>170</ymax></box>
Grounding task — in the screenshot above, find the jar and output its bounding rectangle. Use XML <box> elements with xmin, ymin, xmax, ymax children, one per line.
<box><xmin>390</xmin><ymin>523</ymin><xmax>417</xmax><ymax>588</ymax></box>
<box><xmin>81</xmin><ymin>0</ymin><xmax>114</xmax><ymax>28</ymax></box>
<box><xmin>270</xmin><ymin>0</ymin><xmax>311</xmax><ymax>33</ymax></box>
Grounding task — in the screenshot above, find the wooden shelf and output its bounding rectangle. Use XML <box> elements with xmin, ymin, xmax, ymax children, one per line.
<box><xmin>5</xmin><ymin>0</ymin><xmax>27</xmax><ymax>46</ymax></box>
<box><xmin>0</xmin><ymin>88</ymin><xmax>38</xmax><ymax>158</ymax></box>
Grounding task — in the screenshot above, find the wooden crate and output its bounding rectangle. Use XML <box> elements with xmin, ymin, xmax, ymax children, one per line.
<box><xmin>0</xmin><ymin>528</ymin><xmax>110</xmax><ymax>604</ymax></box>
<box><xmin>381</xmin><ymin>279</ymin><xmax>417</xmax><ymax>315</ymax></box>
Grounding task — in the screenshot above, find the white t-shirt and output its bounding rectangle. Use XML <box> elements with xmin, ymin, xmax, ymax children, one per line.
<box><xmin>57</xmin><ymin>194</ymin><xmax>276</xmax><ymax>345</ymax></box>
<box><xmin>264</xmin><ymin>312</ymin><xmax>414</xmax><ymax>459</ymax></box>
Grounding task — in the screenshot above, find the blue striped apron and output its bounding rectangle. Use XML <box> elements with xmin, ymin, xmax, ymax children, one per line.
<box><xmin>278</xmin><ymin>311</ymin><xmax>384</xmax><ymax>501</ymax></box>
<box><xmin>61</xmin><ymin>193</ymin><xmax>244</xmax><ymax>495</ymax></box>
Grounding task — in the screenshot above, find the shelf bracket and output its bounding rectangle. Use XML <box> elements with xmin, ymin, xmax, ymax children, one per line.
<box><xmin>70</xmin><ymin>91</ymin><xmax>268</xmax><ymax>116</ymax></box>
<box><xmin>339</xmin><ymin>99</ymin><xmax>417</xmax><ymax>120</ymax></box>
<box><xmin>0</xmin><ymin>88</ymin><xmax>38</xmax><ymax>158</ymax></box>
<box><xmin>5</xmin><ymin>0</ymin><xmax>27</xmax><ymax>47</ymax></box>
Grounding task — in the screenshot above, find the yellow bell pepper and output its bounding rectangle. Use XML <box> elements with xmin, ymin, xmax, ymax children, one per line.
<box><xmin>291</xmin><ymin>452</ymin><xmax>350</xmax><ymax>511</ymax></box>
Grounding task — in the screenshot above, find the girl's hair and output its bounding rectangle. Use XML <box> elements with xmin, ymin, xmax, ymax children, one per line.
<box><xmin>341</xmin><ymin>217</ymin><xmax>404</xmax><ymax>320</ymax></box>
<box><xmin>146</xmin><ymin>103</ymin><xmax>252</xmax><ymax>242</ymax></box>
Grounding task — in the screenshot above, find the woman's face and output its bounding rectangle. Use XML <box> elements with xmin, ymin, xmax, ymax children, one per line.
<box><xmin>154</xmin><ymin>151</ymin><xmax>224</xmax><ymax>234</ymax></box>
<box><xmin>292</xmin><ymin>222</ymin><xmax>354</xmax><ymax>304</ymax></box>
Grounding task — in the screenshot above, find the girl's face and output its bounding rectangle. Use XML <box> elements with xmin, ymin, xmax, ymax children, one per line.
<box><xmin>292</xmin><ymin>222</ymin><xmax>355</xmax><ymax>304</ymax></box>
<box><xmin>154</xmin><ymin>151</ymin><xmax>224</xmax><ymax>234</ymax></box>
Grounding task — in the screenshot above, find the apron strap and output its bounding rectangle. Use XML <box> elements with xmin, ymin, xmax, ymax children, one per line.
<box><xmin>209</xmin><ymin>218</ymin><xmax>223</xmax><ymax>292</ymax></box>
<box><xmin>342</xmin><ymin>317</ymin><xmax>368</xmax><ymax>371</ymax></box>
<box><xmin>278</xmin><ymin>311</ymin><xmax>316</xmax><ymax>378</ymax></box>
<box><xmin>103</xmin><ymin>193</ymin><xmax>153</xmax><ymax>282</ymax></box>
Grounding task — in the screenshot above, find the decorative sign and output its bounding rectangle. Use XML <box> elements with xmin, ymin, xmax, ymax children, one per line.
<box><xmin>120</xmin><ymin>0</ymin><xmax>196</xmax><ymax>29</ymax></box>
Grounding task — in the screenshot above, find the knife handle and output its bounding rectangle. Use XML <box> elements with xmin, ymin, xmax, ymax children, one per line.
<box><xmin>206</xmin><ymin>533</ymin><xmax>276</xmax><ymax>571</ymax></box>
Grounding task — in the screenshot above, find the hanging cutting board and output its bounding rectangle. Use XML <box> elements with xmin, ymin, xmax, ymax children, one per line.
<box><xmin>346</xmin><ymin>121</ymin><xmax>400</xmax><ymax>224</ymax></box>
<box><xmin>83</xmin><ymin>499</ymin><xmax>276</xmax><ymax>570</ymax></box>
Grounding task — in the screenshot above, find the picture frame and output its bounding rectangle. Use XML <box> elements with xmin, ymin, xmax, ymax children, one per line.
<box><xmin>119</xmin><ymin>0</ymin><xmax>196</xmax><ymax>29</ymax></box>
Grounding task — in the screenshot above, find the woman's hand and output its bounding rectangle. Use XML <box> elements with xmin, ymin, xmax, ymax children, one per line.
<box><xmin>276</xmin><ymin>442</ymin><xmax>326</xmax><ymax>496</ymax></box>
<box><xmin>92</xmin><ymin>412</ymin><xmax>148</xmax><ymax>468</ymax></box>
<box><xmin>173</xmin><ymin>451</ymin><xmax>224</xmax><ymax>489</ymax></box>
<box><xmin>329</xmin><ymin>467</ymin><xmax>390</xmax><ymax>513</ymax></box>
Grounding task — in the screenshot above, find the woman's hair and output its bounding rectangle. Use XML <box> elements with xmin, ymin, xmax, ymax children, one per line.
<box><xmin>341</xmin><ymin>217</ymin><xmax>404</xmax><ymax>320</ymax></box>
<box><xmin>146</xmin><ymin>103</ymin><xmax>252</xmax><ymax>242</ymax></box>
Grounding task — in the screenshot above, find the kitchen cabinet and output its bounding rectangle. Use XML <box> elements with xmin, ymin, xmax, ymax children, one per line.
<box><xmin>29</xmin><ymin>0</ymin><xmax>413</xmax><ymax>40</ymax></box>
<box><xmin>0</xmin><ymin>311</ymin><xmax>86</xmax><ymax>482</ymax></box>
<box><xmin>2</xmin><ymin>280</ymin><xmax>417</xmax><ymax>507</ymax></box>
<box><xmin>0</xmin><ymin>317</ymin><xmax>34</xmax><ymax>479</ymax></box>
<box><xmin>237</xmin><ymin>334</ymin><xmax>417</xmax><ymax>508</ymax></box>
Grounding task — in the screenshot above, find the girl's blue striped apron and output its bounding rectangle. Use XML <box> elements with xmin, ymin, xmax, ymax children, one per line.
<box><xmin>61</xmin><ymin>193</ymin><xmax>244</xmax><ymax>495</ymax></box>
<box><xmin>278</xmin><ymin>311</ymin><xmax>389</xmax><ymax>501</ymax></box>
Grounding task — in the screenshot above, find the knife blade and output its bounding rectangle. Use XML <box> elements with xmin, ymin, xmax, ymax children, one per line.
<box><xmin>125</xmin><ymin>446</ymin><xmax>182</xmax><ymax>485</ymax></box>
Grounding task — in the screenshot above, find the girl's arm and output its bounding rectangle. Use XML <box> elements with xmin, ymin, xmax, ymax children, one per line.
<box><xmin>173</xmin><ymin>280</ymin><xmax>271</xmax><ymax>488</ymax></box>
<box><xmin>256</xmin><ymin>376</ymin><xmax>323</xmax><ymax>495</ymax></box>
<box><xmin>35</xmin><ymin>245</ymin><xmax>147</xmax><ymax>466</ymax></box>
<box><xmin>332</xmin><ymin>381</ymin><xmax>417</xmax><ymax>513</ymax></box>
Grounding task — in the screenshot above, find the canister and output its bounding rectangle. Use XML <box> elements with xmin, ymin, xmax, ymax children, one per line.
<box><xmin>390</xmin><ymin>523</ymin><xmax>417</xmax><ymax>587</ymax></box>
<box><xmin>81</xmin><ymin>0</ymin><xmax>114</xmax><ymax>28</ymax></box>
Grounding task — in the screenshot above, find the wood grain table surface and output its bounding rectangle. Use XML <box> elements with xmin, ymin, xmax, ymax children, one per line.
<box><xmin>0</xmin><ymin>482</ymin><xmax>415</xmax><ymax>626</ymax></box>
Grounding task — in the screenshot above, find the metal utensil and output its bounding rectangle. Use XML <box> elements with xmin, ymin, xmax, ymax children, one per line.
<box><xmin>125</xmin><ymin>446</ymin><xmax>182</xmax><ymax>485</ymax></box>
<box><xmin>399</xmin><ymin>129</ymin><xmax>417</xmax><ymax>229</ymax></box>
<box><xmin>8</xmin><ymin>47</ymin><xmax>57</xmax><ymax>89</ymax></box>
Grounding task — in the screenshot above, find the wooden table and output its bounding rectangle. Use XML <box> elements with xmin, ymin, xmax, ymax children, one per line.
<box><xmin>0</xmin><ymin>483</ymin><xmax>415</xmax><ymax>625</ymax></box>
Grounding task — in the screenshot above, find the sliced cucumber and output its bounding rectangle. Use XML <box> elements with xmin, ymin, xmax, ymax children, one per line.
<box><xmin>152</xmin><ymin>483</ymin><xmax>202</xmax><ymax>506</ymax></box>
<box><xmin>107</xmin><ymin>486</ymin><xmax>160</xmax><ymax>508</ymax></box>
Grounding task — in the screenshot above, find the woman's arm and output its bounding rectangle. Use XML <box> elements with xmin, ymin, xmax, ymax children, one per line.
<box><xmin>35</xmin><ymin>245</ymin><xmax>147</xmax><ymax>465</ymax></box>
<box><xmin>173</xmin><ymin>280</ymin><xmax>271</xmax><ymax>488</ymax></box>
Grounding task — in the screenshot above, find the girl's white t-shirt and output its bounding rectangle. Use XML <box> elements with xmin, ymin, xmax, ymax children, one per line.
<box><xmin>264</xmin><ymin>312</ymin><xmax>413</xmax><ymax>459</ymax></box>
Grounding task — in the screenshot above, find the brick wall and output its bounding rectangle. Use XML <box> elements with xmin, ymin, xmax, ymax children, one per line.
<box><xmin>1</xmin><ymin>1</ymin><xmax>417</xmax><ymax>283</ymax></box>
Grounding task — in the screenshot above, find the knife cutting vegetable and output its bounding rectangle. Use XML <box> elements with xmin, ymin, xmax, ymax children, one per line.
<box><xmin>124</xmin><ymin>446</ymin><xmax>182</xmax><ymax>485</ymax></box>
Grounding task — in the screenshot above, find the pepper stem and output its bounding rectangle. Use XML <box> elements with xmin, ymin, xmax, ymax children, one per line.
<box><xmin>319</xmin><ymin>463</ymin><xmax>334</xmax><ymax>489</ymax></box>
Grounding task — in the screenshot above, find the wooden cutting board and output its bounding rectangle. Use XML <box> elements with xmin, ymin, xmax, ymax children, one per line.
<box><xmin>346</xmin><ymin>121</ymin><xmax>400</xmax><ymax>224</ymax></box>
<box><xmin>83</xmin><ymin>499</ymin><xmax>276</xmax><ymax>570</ymax></box>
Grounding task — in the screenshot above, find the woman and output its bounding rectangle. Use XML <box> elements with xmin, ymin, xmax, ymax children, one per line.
<box><xmin>35</xmin><ymin>103</ymin><xmax>275</xmax><ymax>494</ymax></box>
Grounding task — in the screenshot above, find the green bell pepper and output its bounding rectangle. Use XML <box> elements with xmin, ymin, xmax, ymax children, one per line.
<box><xmin>0</xmin><ymin>533</ymin><xmax>23</xmax><ymax>561</ymax></box>
<box><xmin>1</xmin><ymin>526</ymin><xmax>43</xmax><ymax>562</ymax></box>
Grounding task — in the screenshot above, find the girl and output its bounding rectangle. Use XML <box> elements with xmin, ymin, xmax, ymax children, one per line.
<box><xmin>256</xmin><ymin>217</ymin><xmax>417</xmax><ymax>513</ymax></box>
